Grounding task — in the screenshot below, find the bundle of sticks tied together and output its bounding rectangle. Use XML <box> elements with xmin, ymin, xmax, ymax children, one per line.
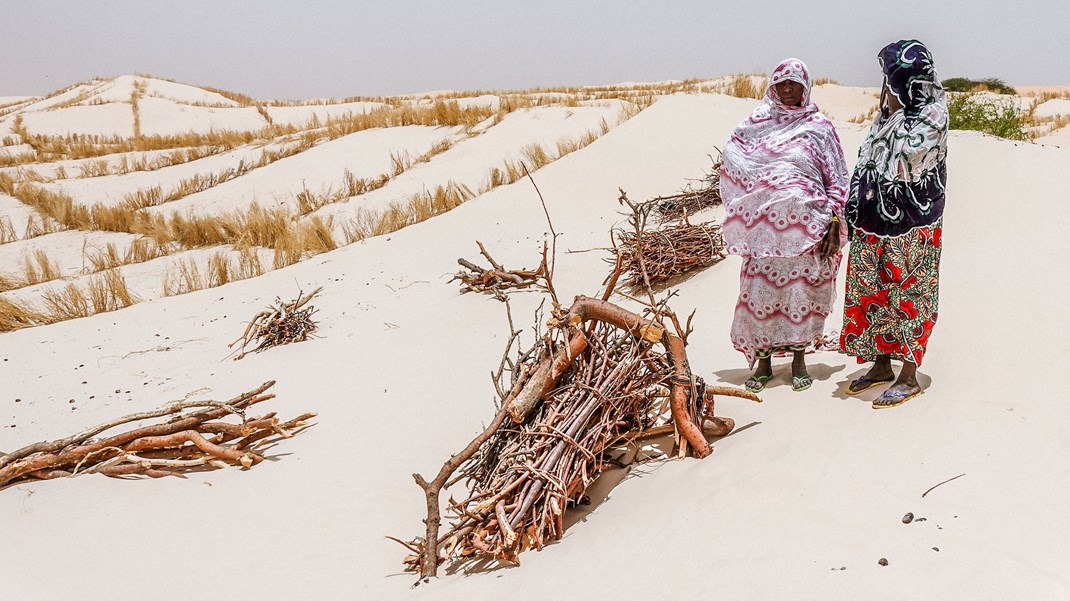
<box><xmin>613</xmin><ymin>189</ymin><xmax>727</xmax><ymax>290</ymax></box>
<box><xmin>229</xmin><ymin>287</ymin><xmax>322</xmax><ymax>360</ymax></box>
<box><xmin>0</xmin><ymin>381</ymin><xmax>315</xmax><ymax>487</ymax></box>
<box><xmin>452</xmin><ymin>241</ymin><xmax>546</xmax><ymax>300</ymax></box>
<box><xmin>400</xmin><ymin>264</ymin><xmax>759</xmax><ymax>578</ymax></box>
<box><xmin>644</xmin><ymin>162</ymin><xmax>722</xmax><ymax>223</ymax></box>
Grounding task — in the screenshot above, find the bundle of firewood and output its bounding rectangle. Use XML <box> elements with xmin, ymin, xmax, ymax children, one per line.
<box><xmin>451</xmin><ymin>242</ymin><xmax>545</xmax><ymax>300</ymax></box>
<box><xmin>399</xmin><ymin>284</ymin><xmax>759</xmax><ymax>578</ymax></box>
<box><xmin>614</xmin><ymin>190</ymin><xmax>727</xmax><ymax>290</ymax></box>
<box><xmin>645</xmin><ymin>164</ymin><xmax>722</xmax><ymax>223</ymax></box>
<box><xmin>0</xmin><ymin>381</ymin><xmax>315</xmax><ymax>487</ymax></box>
<box><xmin>229</xmin><ymin>287</ymin><xmax>321</xmax><ymax>360</ymax></box>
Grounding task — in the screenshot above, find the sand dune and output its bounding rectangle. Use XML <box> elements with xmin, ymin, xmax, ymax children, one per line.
<box><xmin>2</xmin><ymin>75</ymin><xmax>1070</xmax><ymax>601</ymax></box>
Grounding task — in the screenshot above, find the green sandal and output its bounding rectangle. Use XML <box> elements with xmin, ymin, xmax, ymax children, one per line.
<box><xmin>745</xmin><ymin>374</ymin><xmax>772</xmax><ymax>393</ymax></box>
<box><xmin>791</xmin><ymin>374</ymin><xmax>813</xmax><ymax>392</ymax></box>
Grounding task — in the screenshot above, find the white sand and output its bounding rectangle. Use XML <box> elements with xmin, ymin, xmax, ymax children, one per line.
<box><xmin>1033</xmin><ymin>98</ymin><xmax>1070</xmax><ymax>118</ymax></box>
<box><xmin>0</xmin><ymin>194</ymin><xmax>42</xmax><ymax>242</ymax></box>
<box><xmin>2</xmin><ymin>83</ymin><xmax>1070</xmax><ymax>601</ymax></box>
<box><xmin>264</xmin><ymin>102</ymin><xmax>391</xmax><ymax>127</ymax></box>
<box><xmin>146</xmin><ymin>125</ymin><xmax>463</xmax><ymax>218</ymax></box>
<box><xmin>19</xmin><ymin>102</ymin><xmax>136</xmax><ymax>138</ymax></box>
<box><xmin>46</xmin><ymin>142</ymin><xmax>286</xmax><ymax>208</ymax></box>
<box><xmin>810</xmin><ymin>84</ymin><xmax>879</xmax><ymax>122</ymax></box>
<box><xmin>315</xmin><ymin>103</ymin><xmax>628</xmax><ymax>230</ymax></box>
<box><xmin>0</xmin><ymin>230</ymin><xmax>140</xmax><ymax>281</ymax></box>
<box><xmin>88</xmin><ymin>75</ymin><xmax>243</xmax><ymax>107</ymax></box>
<box><xmin>137</xmin><ymin>97</ymin><xmax>267</xmax><ymax>136</ymax></box>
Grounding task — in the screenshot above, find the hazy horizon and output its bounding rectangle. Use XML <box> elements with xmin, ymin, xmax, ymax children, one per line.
<box><xmin>4</xmin><ymin>0</ymin><xmax>1067</xmax><ymax>100</ymax></box>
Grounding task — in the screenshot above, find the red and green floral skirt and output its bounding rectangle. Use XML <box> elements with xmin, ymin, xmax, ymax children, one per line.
<box><xmin>840</xmin><ymin>220</ymin><xmax>942</xmax><ymax>365</ymax></box>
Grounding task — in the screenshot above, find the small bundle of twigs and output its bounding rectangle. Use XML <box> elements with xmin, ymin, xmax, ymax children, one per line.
<box><xmin>451</xmin><ymin>242</ymin><xmax>546</xmax><ymax>300</ymax></box>
<box><xmin>614</xmin><ymin>189</ymin><xmax>726</xmax><ymax>290</ymax></box>
<box><xmin>645</xmin><ymin>162</ymin><xmax>722</xmax><ymax>223</ymax></box>
<box><xmin>229</xmin><ymin>287</ymin><xmax>322</xmax><ymax>360</ymax></box>
<box><xmin>0</xmin><ymin>381</ymin><xmax>315</xmax><ymax>488</ymax></box>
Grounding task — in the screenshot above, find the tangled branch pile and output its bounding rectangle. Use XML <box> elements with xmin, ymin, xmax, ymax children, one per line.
<box><xmin>614</xmin><ymin>190</ymin><xmax>726</xmax><ymax>290</ymax></box>
<box><xmin>645</xmin><ymin>163</ymin><xmax>722</xmax><ymax>223</ymax></box>
<box><xmin>400</xmin><ymin>288</ymin><xmax>758</xmax><ymax>577</ymax></box>
<box><xmin>229</xmin><ymin>287</ymin><xmax>322</xmax><ymax>360</ymax></box>
<box><xmin>451</xmin><ymin>241</ymin><xmax>546</xmax><ymax>300</ymax></box>
<box><xmin>0</xmin><ymin>381</ymin><xmax>315</xmax><ymax>487</ymax></box>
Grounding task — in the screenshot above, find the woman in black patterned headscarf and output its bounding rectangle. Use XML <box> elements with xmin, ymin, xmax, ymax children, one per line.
<box><xmin>840</xmin><ymin>40</ymin><xmax>948</xmax><ymax>409</ymax></box>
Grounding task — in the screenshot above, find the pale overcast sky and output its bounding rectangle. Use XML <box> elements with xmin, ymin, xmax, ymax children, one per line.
<box><xmin>3</xmin><ymin>0</ymin><xmax>1067</xmax><ymax>100</ymax></box>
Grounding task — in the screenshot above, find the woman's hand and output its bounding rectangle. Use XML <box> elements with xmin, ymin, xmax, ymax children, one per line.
<box><xmin>819</xmin><ymin>219</ymin><xmax>841</xmax><ymax>260</ymax></box>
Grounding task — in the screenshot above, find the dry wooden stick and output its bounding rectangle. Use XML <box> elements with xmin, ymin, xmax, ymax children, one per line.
<box><xmin>229</xmin><ymin>288</ymin><xmax>322</xmax><ymax>360</ymax></box>
<box><xmin>0</xmin><ymin>381</ymin><xmax>315</xmax><ymax>488</ymax></box>
<box><xmin>451</xmin><ymin>242</ymin><xmax>546</xmax><ymax>299</ymax></box>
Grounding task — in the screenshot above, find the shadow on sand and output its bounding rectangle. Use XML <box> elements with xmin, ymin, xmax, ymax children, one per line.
<box><xmin>438</xmin><ymin>420</ymin><xmax>760</xmax><ymax>578</ymax></box>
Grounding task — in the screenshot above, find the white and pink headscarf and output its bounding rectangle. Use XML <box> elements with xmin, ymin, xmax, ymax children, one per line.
<box><xmin>719</xmin><ymin>58</ymin><xmax>849</xmax><ymax>258</ymax></box>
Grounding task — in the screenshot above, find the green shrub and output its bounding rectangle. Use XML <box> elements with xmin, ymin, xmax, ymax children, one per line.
<box><xmin>942</xmin><ymin>77</ymin><xmax>1016</xmax><ymax>95</ymax></box>
<box><xmin>947</xmin><ymin>93</ymin><xmax>1028</xmax><ymax>140</ymax></box>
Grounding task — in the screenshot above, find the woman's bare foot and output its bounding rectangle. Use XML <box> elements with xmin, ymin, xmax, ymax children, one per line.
<box><xmin>791</xmin><ymin>350</ymin><xmax>812</xmax><ymax>391</ymax></box>
<box><xmin>873</xmin><ymin>360</ymin><xmax>923</xmax><ymax>408</ymax></box>
<box><xmin>848</xmin><ymin>354</ymin><xmax>895</xmax><ymax>393</ymax></box>
<box><xmin>745</xmin><ymin>357</ymin><xmax>773</xmax><ymax>392</ymax></box>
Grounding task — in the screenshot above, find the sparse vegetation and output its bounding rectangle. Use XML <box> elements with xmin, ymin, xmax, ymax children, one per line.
<box><xmin>0</xmin><ymin>217</ymin><xmax>16</xmax><ymax>244</ymax></box>
<box><xmin>948</xmin><ymin>92</ymin><xmax>1028</xmax><ymax>140</ymax></box>
<box><xmin>942</xmin><ymin>77</ymin><xmax>1016</xmax><ymax>95</ymax></box>
<box><xmin>1</xmin><ymin>75</ymin><xmax>664</xmax><ymax>330</ymax></box>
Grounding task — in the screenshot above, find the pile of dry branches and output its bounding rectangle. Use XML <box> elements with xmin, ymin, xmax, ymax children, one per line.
<box><xmin>399</xmin><ymin>272</ymin><xmax>758</xmax><ymax>577</ymax></box>
<box><xmin>645</xmin><ymin>163</ymin><xmax>722</xmax><ymax>223</ymax></box>
<box><xmin>0</xmin><ymin>381</ymin><xmax>315</xmax><ymax>487</ymax></box>
<box><xmin>229</xmin><ymin>287</ymin><xmax>322</xmax><ymax>360</ymax></box>
<box><xmin>613</xmin><ymin>190</ymin><xmax>727</xmax><ymax>290</ymax></box>
<box><xmin>451</xmin><ymin>242</ymin><xmax>546</xmax><ymax>300</ymax></box>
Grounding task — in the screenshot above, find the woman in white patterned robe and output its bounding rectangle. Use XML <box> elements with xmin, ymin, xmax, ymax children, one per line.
<box><xmin>719</xmin><ymin>58</ymin><xmax>849</xmax><ymax>392</ymax></box>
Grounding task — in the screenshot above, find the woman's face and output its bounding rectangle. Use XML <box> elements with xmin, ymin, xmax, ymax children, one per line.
<box><xmin>773</xmin><ymin>79</ymin><xmax>805</xmax><ymax>107</ymax></box>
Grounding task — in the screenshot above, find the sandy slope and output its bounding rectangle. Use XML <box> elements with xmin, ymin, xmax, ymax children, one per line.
<box><xmin>810</xmin><ymin>84</ymin><xmax>879</xmax><ymax>122</ymax></box>
<box><xmin>46</xmin><ymin>141</ymin><xmax>290</xmax><ymax>208</ymax></box>
<box><xmin>264</xmin><ymin>101</ymin><xmax>391</xmax><ymax>127</ymax></box>
<box><xmin>315</xmin><ymin>103</ymin><xmax>627</xmax><ymax>231</ymax></box>
<box><xmin>146</xmin><ymin>125</ymin><xmax>463</xmax><ymax>218</ymax></box>
<box><xmin>2</xmin><ymin>91</ymin><xmax>1070</xmax><ymax>601</ymax></box>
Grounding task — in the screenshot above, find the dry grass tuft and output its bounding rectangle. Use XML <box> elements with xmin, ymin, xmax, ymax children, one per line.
<box><xmin>163</xmin><ymin>257</ymin><xmax>205</xmax><ymax>296</ymax></box>
<box><xmin>41</xmin><ymin>283</ymin><xmax>90</xmax><ymax>320</ymax></box>
<box><xmin>237</xmin><ymin>245</ymin><xmax>264</xmax><ymax>279</ymax></box>
<box><xmin>0</xmin><ymin>296</ymin><xmax>49</xmax><ymax>332</ymax></box>
<box><xmin>727</xmin><ymin>75</ymin><xmax>768</xmax><ymax>99</ymax></box>
<box><xmin>0</xmin><ymin>217</ymin><xmax>16</xmax><ymax>244</ymax></box>
<box><xmin>21</xmin><ymin>249</ymin><xmax>61</xmax><ymax>286</ymax></box>
<box><xmin>86</xmin><ymin>269</ymin><xmax>139</xmax><ymax>312</ymax></box>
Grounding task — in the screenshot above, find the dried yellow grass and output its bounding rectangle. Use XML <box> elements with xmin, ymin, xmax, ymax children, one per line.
<box><xmin>131</xmin><ymin>80</ymin><xmax>144</xmax><ymax>140</ymax></box>
<box><xmin>727</xmin><ymin>75</ymin><xmax>768</xmax><ymax>100</ymax></box>
<box><xmin>162</xmin><ymin>257</ymin><xmax>205</xmax><ymax>296</ymax></box>
<box><xmin>41</xmin><ymin>283</ymin><xmax>90</xmax><ymax>319</ymax></box>
<box><xmin>23</xmin><ymin>213</ymin><xmax>62</xmax><ymax>239</ymax></box>
<box><xmin>21</xmin><ymin>249</ymin><xmax>61</xmax><ymax>285</ymax></box>
<box><xmin>86</xmin><ymin>269</ymin><xmax>139</xmax><ymax>312</ymax></box>
<box><xmin>84</xmin><ymin>242</ymin><xmax>124</xmax><ymax>272</ymax></box>
<box><xmin>0</xmin><ymin>296</ymin><xmax>50</xmax><ymax>332</ymax></box>
<box><xmin>237</xmin><ymin>245</ymin><xmax>264</xmax><ymax>279</ymax></box>
<box><xmin>0</xmin><ymin>217</ymin><xmax>16</xmax><ymax>244</ymax></box>
<box><xmin>206</xmin><ymin>251</ymin><xmax>234</xmax><ymax>287</ymax></box>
